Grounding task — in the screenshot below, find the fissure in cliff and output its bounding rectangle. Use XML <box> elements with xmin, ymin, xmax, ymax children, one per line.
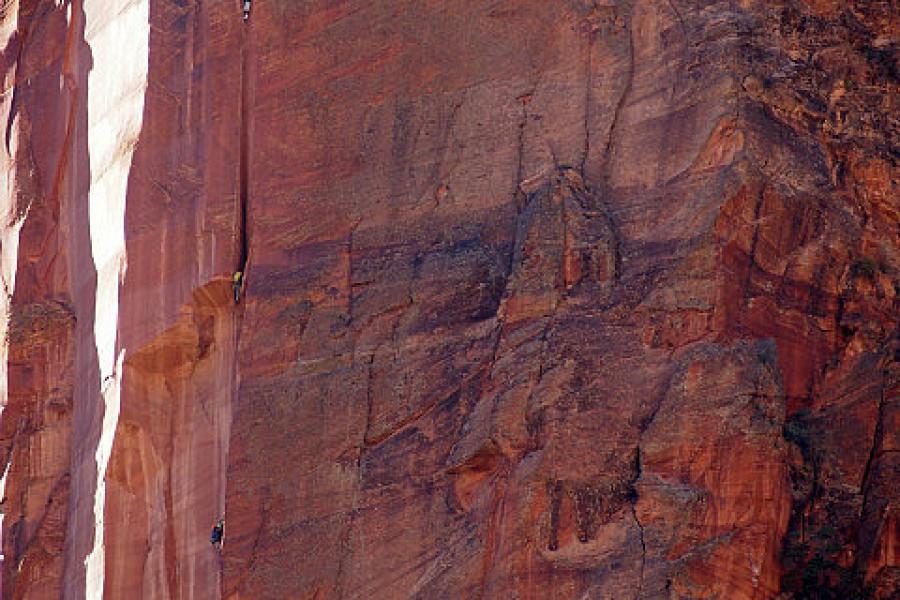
<box><xmin>237</xmin><ymin>19</ymin><xmax>251</xmax><ymax>274</ymax></box>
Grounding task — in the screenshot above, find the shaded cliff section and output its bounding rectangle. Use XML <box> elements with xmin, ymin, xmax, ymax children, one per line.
<box><xmin>0</xmin><ymin>1</ymin><xmax>895</xmax><ymax>599</ymax></box>
<box><xmin>222</xmin><ymin>1</ymin><xmax>896</xmax><ymax>599</ymax></box>
<box><xmin>2</xmin><ymin>1</ymin><xmax>244</xmax><ymax>598</ymax></box>
<box><xmin>0</xmin><ymin>2</ymin><xmax>86</xmax><ymax>596</ymax></box>
<box><xmin>725</xmin><ymin>3</ymin><xmax>898</xmax><ymax>596</ymax></box>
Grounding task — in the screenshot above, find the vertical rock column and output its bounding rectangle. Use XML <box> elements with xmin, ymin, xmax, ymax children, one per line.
<box><xmin>101</xmin><ymin>1</ymin><xmax>243</xmax><ymax>597</ymax></box>
<box><xmin>5</xmin><ymin>0</ymin><xmax>244</xmax><ymax>597</ymax></box>
<box><xmin>1</xmin><ymin>2</ymin><xmax>81</xmax><ymax>597</ymax></box>
<box><xmin>81</xmin><ymin>0</ymin><xmax>149</xmax><ymax>593</ymax></box>
<box><xmin>62</xmin><ymin>0</ymin><xmax>150</xmax><ymax>597</ymax></box>
<box><xmin>0</xmin><ymin>8</ymin><xmax>25</xmax><ymax>600</ymax></box>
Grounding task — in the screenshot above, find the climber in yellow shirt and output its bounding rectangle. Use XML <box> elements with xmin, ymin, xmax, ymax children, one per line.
<box><xmin>233</xmin><ymin>271</ymin><xmax>243</xmax><ymax>304</ymax></box>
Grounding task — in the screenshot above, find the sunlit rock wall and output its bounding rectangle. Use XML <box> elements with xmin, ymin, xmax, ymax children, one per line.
<box><xmin>0</xmin><ymin>1</ymin><xmax>897</xmax><ymax>599</ymax></box>
<box><xmin>1</xmin><ymin>1</ymin><xmax>240</xmax><ymax>598</ymax></box>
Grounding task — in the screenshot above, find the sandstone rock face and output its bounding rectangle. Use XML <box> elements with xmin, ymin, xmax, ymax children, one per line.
<box><xmin>2</xmin><ymin>1</ymin><xmax>240</xmax><ymax>597</ymax></box>
<box><xmin>1</xmin><ymin>1</ymin><xmax>897</xmax><ymax>599</ymax></box>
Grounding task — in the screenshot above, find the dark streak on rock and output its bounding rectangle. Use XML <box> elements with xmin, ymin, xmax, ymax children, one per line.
<box><xmin>601</xmin><ymin>10</ymin><xmax>635</xmax><ymax>183</ymax></box>
<box><xmin>548</xmin><ymin>479</ymin><xmax>563</xmax><ymax>551</ymax></box>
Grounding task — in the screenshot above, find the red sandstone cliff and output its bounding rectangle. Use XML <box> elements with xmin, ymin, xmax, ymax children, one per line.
<box><xmin>0</xmin><ymin>1</ymin><xmax>896</xmax><ymax>599</ymax></box>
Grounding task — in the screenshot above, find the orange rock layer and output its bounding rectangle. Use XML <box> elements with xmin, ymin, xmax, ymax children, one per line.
<box><xmin>1</xmin><ymin>1</ymin><xmax>897</xmax><ymax>599</ymax></box>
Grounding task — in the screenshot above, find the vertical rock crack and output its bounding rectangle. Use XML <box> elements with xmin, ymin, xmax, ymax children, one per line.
<box><xmin>238</xmin><ymin>24</ymin><xmax>250</xmax><ymax>273</ymax></box>
<box><xmin>601</xmin><ymin>11</ymin><xmax>634</xmax><ymax>182</ymax></box>
<box><xmin>632</xmin><ymin>502</ymin><xmax>646</xmax><ymax>600</ymax></box>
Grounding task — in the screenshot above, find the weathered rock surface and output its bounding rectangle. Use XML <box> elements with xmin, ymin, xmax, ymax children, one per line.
<box><xmin>0</xmin><ymin>1</ymin><xmax>897</xmax><ymax>599</ymax></box>
<box><xmin>2</xmin><ymin>1</ymin><xmax>240</xmax><ymax>597</ymax></box>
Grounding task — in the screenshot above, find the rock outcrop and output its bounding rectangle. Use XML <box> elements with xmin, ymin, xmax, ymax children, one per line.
<box><xmin>0</xmin><ymin>1</ymin><xmax>896</xmax><ymax>599</ymax></box>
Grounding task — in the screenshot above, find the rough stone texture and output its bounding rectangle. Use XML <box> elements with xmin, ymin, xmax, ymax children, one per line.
<box><xmin>2</xmin><ymin>1</ymin><xmax>240</xmax><ymax>598</ymax></box>
<box><xmin>0</xmin><ymin>1</ymin><xmax>897</xmax><ymax>599</ymax></box>
<box><xmin>1</xmin><ymin>3</ymin><xmax>81</xmax><ymax>597</ymax></box>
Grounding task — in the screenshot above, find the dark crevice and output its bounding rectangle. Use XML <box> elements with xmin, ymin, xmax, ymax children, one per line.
<box><xmin>163</xmin><ymin>409</ymin><xmax>178</xmax><ymax>600</ymax></box>
<box><xmin>361</xmin><ymin>350</ymin><xmax>378</xmax><ymax>446</ymax></box>
<box><xmin>237</xmin><ymin>24</ymin><xmax>250</xmax><ymax>274</ymax></box>
<box><xmin>513</xmin><ymin>92</ymin><xmax>531</xmax><ymax>208</ymax></box>
<box><xmin>7</xmin><ymin>472</ymin><xmax>69</xmax><ymax>568</ymax></box>
<box><xmin>632</xmin><ymin>500</ymin><xmax>646</xmax><ymax>600</ymax></box>
<box><xmin>626</xmin><ymin>366</ymin><xmax>678</xmax><ymax>599</ymax></box>
<box><xmin>632</xmin><ymin>425</ymin><xmax>651</xmax><ymax>599</ymax></box>
<box><xmin>346</xmin><ymin>220</ymin><xmax>360</xmax><ymax>329</ymax></box>
<box><xmin>859</xmin><ymin>371</ymin><xmax>886</xmax><ymax>498</ymax></box>
<box><xmin>547</xmin><ymin>480</ymin><xmax>563</xmax><ymax>551</ymax></box>
<box><xmin>488</xmin><ymin>106</ymin><xmax>533</xmax><ymax>383</ymax></box>
<box><xmin>486</xmin><ymin>318</ymin><xmax>506</xmax><ymax>382</ymax></box>
<box><xmin>743</xmin><ymin>185</ymin><xmax>765</xmax><ymax>296</ymax></box>
<box><xmin>580</xmin><ymin>16</ymin><xmax>595</xmax><ymax>177</ymax></box>
<box><xmin>362</xmin><ymin>386</ymin><xmax>458</xmax><ymax>449</ymax></box>
<box><xmin>2</xmin><ymin>28</ymin><xmax>24</xmax><ymax>155</ymax></box>
<box><xmin>222</xmin><ymin>10</ymin><xmax>252</xmax><ymax>596</ymax></box>
<box><xmin>855</xmin><ymin>343</ymin><xmax>896</xmax><ymax>583</ymax></box>
<box><xmin>666</xmin><ymin>0</ymin><xmax>688</xmax><ymax>40</ymax></box>
<box><xmin>601</xmin><ymin>11</ymin><xmax>635</xmax><ymax>183</ymax></box>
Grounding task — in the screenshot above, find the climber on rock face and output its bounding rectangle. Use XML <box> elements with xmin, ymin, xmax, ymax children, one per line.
<box><xmin>233</xmin><ymin>271</ymin><xmax>243</xmax><ymax>304</ymax></box>
<box><xmin>242</xmin><ymin>0</ymin><xmax>251</xmax><ymax>21</ymax></box>
<box><xmin>211</xmin><ymin>519</ymin><xmax>225</xmax><ymax>550</ymax></box>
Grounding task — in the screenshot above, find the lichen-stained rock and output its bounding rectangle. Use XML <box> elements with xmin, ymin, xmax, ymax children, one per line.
<box><xmin>0</xmin><ymin>1</ymin><xmax>896</xmax><ymax>599</ymax></box>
